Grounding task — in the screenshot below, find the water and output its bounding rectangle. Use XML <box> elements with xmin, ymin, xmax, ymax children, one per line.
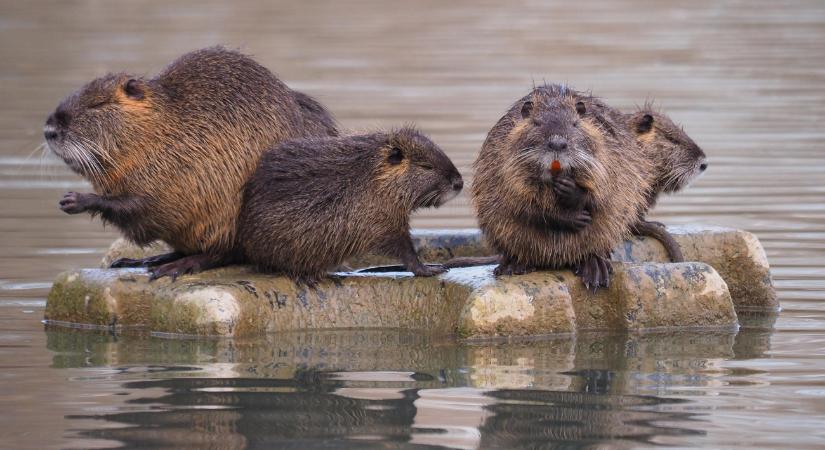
<box><xmin>1</xmin><ymin>0</ymin><xmax>824</xmax><ymax>448</ymax></box>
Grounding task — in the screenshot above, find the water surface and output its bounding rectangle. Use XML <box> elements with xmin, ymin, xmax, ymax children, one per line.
<box><xmin>1</xmin><ymin>0</ymin><xmax>824</xmax><ymax>448</ymax></box>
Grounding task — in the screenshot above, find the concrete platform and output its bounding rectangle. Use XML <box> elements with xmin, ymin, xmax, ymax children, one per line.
<box><xmin>44</xmin><ymin>225</ymin><xmax>762</xmax><ymax>338</ymax></box>
<box><xmin>101</xmin><ymin>225</ymin><xmax>777</xmax><ymax>311</ymax></box>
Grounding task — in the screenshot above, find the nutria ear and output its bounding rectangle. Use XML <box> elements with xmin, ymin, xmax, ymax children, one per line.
<box><xmin>520</xmin><ymin>101</ymin><xmax>534</xmax><ymax>119</ymax></box>
<box><xmin>387</xmin><ymin>146</ymin><xmax>404</xmax><ymax>165</ymax></box>
<box><xmin>636</xmin><ymin>114</ymin><xmax>654</xmax><ymax>133</ymax></box>
<box><xmin>123</xmin><ymin>79</ymin><xmax>145</xmax><ymax>100</ymax></box>
<box><xmin>575</xmin><ymin>101</ymin><xmax>586</xmax><ymax>116</ymax></box>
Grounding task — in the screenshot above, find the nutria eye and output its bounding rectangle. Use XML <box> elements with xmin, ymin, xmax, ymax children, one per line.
<box><xmin>418</xmin><ymin>162</ymin><xmax>434</xmax><ymax>170</ymax></box>
<box><xmin>123</xmin><ymin>79</ymin><xmax>145</xmax><ymax>100</ymax></box>
<box><xmin>387</xmin><ymin>147</ymin><xmax>404</xmax><ymax>165</ymax></box>
<box><xmin>575</xmin><ymin>101</ymin><xmax>586</xmax><ymax>116</ymax></box>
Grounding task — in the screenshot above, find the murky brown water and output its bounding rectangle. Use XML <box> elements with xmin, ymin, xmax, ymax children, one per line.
<box><xmin>1</xmin><ymin>0</ymin><xmax>824</xmax><ymax>448</ymax></box>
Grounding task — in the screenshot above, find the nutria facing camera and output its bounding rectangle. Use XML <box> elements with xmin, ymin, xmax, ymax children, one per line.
<box><xmin>45</xmin><ymin>46</ymin><xmax>337</xmax><ymax>279</ymax></box>
<box><xmin>239</xmin><ymin>127</ymin><xmax>463</xmax><ymax>284</ymax></box>
<box><xmin>472</xmin><ymin>84</ymin><xmax>652</xmax><ymax>290</ymax></box>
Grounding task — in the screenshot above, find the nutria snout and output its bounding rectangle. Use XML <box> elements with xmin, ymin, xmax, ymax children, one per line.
<box><xmin>512</xmin><ymin>96</ymin><xmax>605</xmax><ymax>186</ymax></box>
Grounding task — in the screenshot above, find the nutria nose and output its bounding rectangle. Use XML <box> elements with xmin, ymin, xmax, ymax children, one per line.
<box><xmin>47</xmin><ymin>109</ymin><xmax>71</xmax><ymax>129</ymax></box>
<box><xmin>548</xmin><ymin>136</ymin><xmax>567</xmax><ymax>151</ymax></box>
<box><xmin>452</xmin><ymin>177</ymin><xmax>464</xmax><ymax>191</ymax></box>
<box><xmin>699</xmin><ymin>162</ymin><xmax>708</xmax><ymax>172</ymax></box>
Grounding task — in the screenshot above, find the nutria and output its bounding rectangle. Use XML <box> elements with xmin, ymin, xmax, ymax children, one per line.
<box><xmin>292</xmin><ymin>89</ymin><xmax>339</xmax><ymax>137</ymax></box>
<box><xmin>471</xmin><ymin>84</ymin><xmax>652</xmax><ymax>290</ymax></box>
<box><xmin>239</xmin><ymin>127</ymin><xmax>463</xmax><ymax>284</ymax></box>
<box><xmin>45</xmin><ymin>46</ymin><xmax>337</xmax><ymax>279</ymax></box>
<box><xmin>625</xmin><ymin>107</ymin><xmax>707</xmax><ymax>262</ymax></box>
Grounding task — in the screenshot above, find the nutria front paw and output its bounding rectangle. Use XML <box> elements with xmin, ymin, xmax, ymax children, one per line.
<box><xmin>552</xmin><ymin>176</ymin><xmax>586</xmax><ymax>207</ymax></box>
<box><xmin>411</xmin><ymin>264</ymin><xmax>447</xmax><ymax>277</ymax></box>
<box><xmin>568</xmin><ymin>210</ymin><xmax>592</xmax><ymax>231</ymax></box>
<box><xmin>59</xmin><ymin>192</ymin><xmax>95</xmax><ymax>214</ymax></box>
<box><xmin>574</xmin><ymin>254</ymin><xmax>613</xmax><ymax>293</ymax></box>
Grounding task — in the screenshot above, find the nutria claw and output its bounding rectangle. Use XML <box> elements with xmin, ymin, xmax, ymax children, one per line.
<box><xmin>59</xmin><ymin>192</ymin><xmax>92</xmax><ymax>214</ymax></box>
<box><xmin>148</xmin><ymin>254</ymin><xmax>218</xmax><ymax>281</ymax></box>
<box><xmin>574</xmin><ymin>254</ymin><xmax>613</xmax><ymax>292</ymax></box>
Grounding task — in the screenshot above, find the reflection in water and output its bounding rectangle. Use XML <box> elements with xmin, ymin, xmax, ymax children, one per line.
<box><xmin>46</xmin><ymin>326</ymin><xmax>775</xmax><ymax>449</ymax></box>
<box><xmin>479</xmin><ymin>389</ymin><xmax>700</xmax><ymax>448</ymax></box>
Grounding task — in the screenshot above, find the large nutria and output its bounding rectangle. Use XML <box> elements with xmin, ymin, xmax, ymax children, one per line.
<box><xmin>292</xmin><ymin>89</ymin><xmax>339</xmax><ymax>137</ymax></box>
<box><xmin>239</xmin><ymin>127</ymin><xmax>463</xmax><ymax>284</ymax></box>
<box><xmin>45</xmin><ymin>46</ymin><xmax>337</xmax><ymax>279</ymax></box>
<box><xmin>625</xmin><ymin>107</ymin><xmax>707</xmax><ymax>262</ymax></box>
<box><xmin>472</xmin><ymin>84</ymin><xmax>652</xmax><ymax>290</ymax></box>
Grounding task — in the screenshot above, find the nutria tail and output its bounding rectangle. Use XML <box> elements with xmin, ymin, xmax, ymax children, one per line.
<box><xmin>292</xmin><ymin>90</ymin><xmax>339</xmax><ymax>137</ymax></box>
<box><xmin>442</xmin><ymin>255</ymin><xmax>501</xmax><ymax>269</ymax></box>
<box><xmin>630</xmin><ymin>220</ymin><xmax>685</xmax><ymax>263</ymax></box>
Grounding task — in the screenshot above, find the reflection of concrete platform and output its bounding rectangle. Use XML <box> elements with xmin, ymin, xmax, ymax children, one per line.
<box><xmin>45</xmin><ymin>227</ymin><xmax>776</xmax><ymax>338</ymax></box>
<box><xmin>47</xmin><ymin>327</ymin><xmax>775</xmax><ymax>449</ymax></box>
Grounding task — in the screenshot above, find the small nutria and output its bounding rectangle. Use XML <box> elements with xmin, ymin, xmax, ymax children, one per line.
<box><xmin>472</xmin><ymin>84</ymin><xmax>652</xmax><ymax>290</ymax></box>
<box><xmin>239</xmin><ymin>127</ymin><xmax>463</xmax><ymax>284</ymax></box>
<box><xmin>624</xmin><ymin>107</ymin><xmax>707</xmax><ymax>262</ymax></box>
<box><xmin>45</xmin><ymin>46</ymin><xmax>337</xmax><ymax>279</ymax></box>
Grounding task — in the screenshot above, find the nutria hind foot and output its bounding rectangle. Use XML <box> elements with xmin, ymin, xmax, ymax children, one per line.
<box><xmin>574</xmin><ymin>254</ymin><xmax>613</xmax><ymax>293</ymax></box>
<box><xmin>111</xmin><ymin>251</ymin><xmax>185</xmax><ymax>268</ymax></box>
<box><xmin>493</xmin><ymin>258</ymin><xmax>536</xmax><ymax>276</ymax></box>
<box><xmin>631</xmin><ymin>220</ymin><xmax>685</xmax><ymax>263</ymax></box>
<box><xmin>149</xmin><ymin>254</ymin><xmax>226</xmax><ymax>281</ymax></box>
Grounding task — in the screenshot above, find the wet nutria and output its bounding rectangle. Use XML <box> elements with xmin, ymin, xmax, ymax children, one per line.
<box><xmin>239</xmin><ymin>127</ymin><xmax>463</xmax><ymax>284</ymax></box>
<box><xmin>625</xmin><ymin>107</ymin><xmax>708</xmax><ymax>262</ymax></box>
<box><xmin>45</xmin><ymin>46</ymin><xmax>337</xmax><ymax>279</ymax></box>
<box><xmin>292</xmin><ymin>89</ymin><xmax>339</xmax><ymax>137</ymax></box>
<box><xmin>472</xmin><ymin>84</ymin><xmax>652</xmax><ymax>290</ymax></box>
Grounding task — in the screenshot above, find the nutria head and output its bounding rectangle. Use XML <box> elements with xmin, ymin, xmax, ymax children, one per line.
<box><xmin>627</xmin><ymin>109</ymin><xmax>707</xmax><ymax>194</ymax></box>
<box><xmin>44</xmin><ymin>73</ymin><xmax>160</xmax><ymax>188</ymax></box>
<box><xmin>505</xmin><ymin>85</ymin><xmax>607</xmax><ymax>186</ymax></box>
<box><xmin>376</xmin><ymin>127</ymin><xmax>463</xmax><ymax>209</ymax></box>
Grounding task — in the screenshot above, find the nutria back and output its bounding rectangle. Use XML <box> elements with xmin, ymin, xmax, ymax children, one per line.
<box><xmin>240</xmin><ymin>127</ymin><xmax>463</xmax><ymax>282</ymax></box>
<box><xmin>472</xmin><ymin>84</ymin><xmax>652</xmax><ymax>268</ymax></box>
<box><xmin>45</xmin><ymin>46</ymin><xmax>337</xmax><ymax>256</ymax></box>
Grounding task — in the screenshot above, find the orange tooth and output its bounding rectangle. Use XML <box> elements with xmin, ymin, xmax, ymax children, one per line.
<box><xmin>550</xmin><ymin>160</ymin><xmax>562</xmax><ymax>175</ymax></box>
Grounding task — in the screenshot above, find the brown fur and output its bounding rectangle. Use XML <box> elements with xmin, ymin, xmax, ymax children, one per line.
<box><xmin>472</xmin><ymin>84</ymin><xmax>652</xmax><ymax>274</ymax></box>
<box><xmin>45</xmin><ymin>46</ymin><xmax>338</xmax><ymax>274</ymax></box>
<box><xmin>624</xmin><ymin>107</ymin><xmax>707</xmax><ymax>262</ymax></box>
<box><xmin>239</xmin><ymin>127</ymin><xmax>463</xmax><ymax>283</ymax></box>
<box><xmin>625</xmin><ymin>107</ymin><xmax>707</xmax><ymax>213</ymax></box>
